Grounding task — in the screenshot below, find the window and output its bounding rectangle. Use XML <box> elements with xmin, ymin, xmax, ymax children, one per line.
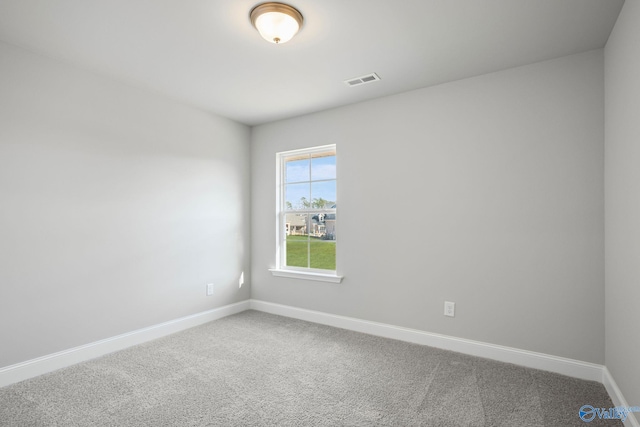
<box><xmin>270</xmin><ymin>145</ymin><xmax>342</xmax><ymax>283</ymax></box>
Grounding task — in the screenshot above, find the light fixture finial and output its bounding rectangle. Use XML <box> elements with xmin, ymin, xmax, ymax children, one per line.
<box><xmin>250</xmin><ymin>2</ymin><xmax>303</xmax><ymax>44</ymax></box>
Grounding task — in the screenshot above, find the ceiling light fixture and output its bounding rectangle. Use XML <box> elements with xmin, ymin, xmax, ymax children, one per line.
<box><xmin>250</xmin><ymin>2</ymin><xmax>303</xmax><ymax>44</ymax></box>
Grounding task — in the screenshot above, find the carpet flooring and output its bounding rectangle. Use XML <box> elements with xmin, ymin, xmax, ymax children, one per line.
<box><xmin>0</xmin><ymin>310</ymin><xmax>621</xmax><ymax>426</ymax></box>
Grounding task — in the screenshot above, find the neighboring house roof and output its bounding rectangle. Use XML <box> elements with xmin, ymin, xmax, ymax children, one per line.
<box><xmin>312</xmin><ymin>213</ymin><xmax>335</xmax><ymax>222</ymax></box>
<box><xmin>287</xmin><ymin>205</ymin><xmax>336</xmax><ymax>225</ymax></box>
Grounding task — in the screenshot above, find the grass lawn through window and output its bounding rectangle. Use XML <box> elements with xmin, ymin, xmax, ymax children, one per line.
<box><xmin>286</xmin><ymin>235</ymin><xmax>336</xmax><ymax>270</ymax></box>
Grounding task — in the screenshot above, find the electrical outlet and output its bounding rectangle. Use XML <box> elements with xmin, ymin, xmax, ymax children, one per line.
<box><xmin>444</xmin><ymin>301</ymin><xmax>455</xmax><ymax>317</ymax></box>
<box><xmin>206</xmin><ymin>283</ymin><xmax>214</xmax><ymax>296</ymax></box>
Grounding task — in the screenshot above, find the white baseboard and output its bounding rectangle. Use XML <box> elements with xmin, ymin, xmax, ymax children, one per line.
<box><xmin>603</xmin><ymin>367</ymin><xmax>640</xmax><ymax>427</ymax></box>
<box><xmin>0</xmin><ymin>300</ymin><xmax>250</xmax><ymax>388</ymax></box>
<box><xmin>249</xmin><ymin>299</ymin><xmax>604</xmax><ymax>382</ymax></box>
<box><xmin>3</xmin><ymin>296</ymin><xmax>635</xmax><ymax>427</ymax></box>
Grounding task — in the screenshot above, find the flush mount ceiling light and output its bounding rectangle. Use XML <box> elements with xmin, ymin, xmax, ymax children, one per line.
<box><xmin>250</xmin><ymin>2</ymin><xmax>303</xmax><ymax>44</ymax></box>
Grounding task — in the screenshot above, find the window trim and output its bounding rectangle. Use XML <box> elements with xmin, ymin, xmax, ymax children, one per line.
<box><xmin>268</xmin><ymin>268</ymin><xmax>343</xmax><ymax>283</ymax></box>
<box><xmin>272</xmin><ymin>145</ymin><xmax>343</xmax><ymax>283</ymax></box>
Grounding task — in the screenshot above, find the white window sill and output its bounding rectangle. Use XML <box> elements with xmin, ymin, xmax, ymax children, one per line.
<box><xmin>269</xmin><ymin>269</ymin><xmax>343</xmax><ymax>283</ymax></box>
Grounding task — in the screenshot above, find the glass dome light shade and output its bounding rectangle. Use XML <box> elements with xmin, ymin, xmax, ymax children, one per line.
<box><xmin>250</xmin><ymin>3</ymin><xmax>303</xmax><ymax>44</ymax></box>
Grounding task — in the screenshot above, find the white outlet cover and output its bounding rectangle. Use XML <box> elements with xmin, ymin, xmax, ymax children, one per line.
<box><xmin>444</xmin><ymin>301</ymin><xmax>455</xmax><ymax>317</ymax></box>
<box><xmin>206</xmin><ymin>283</ymin><xmax>214</xmax><ymax>296</ymax></box>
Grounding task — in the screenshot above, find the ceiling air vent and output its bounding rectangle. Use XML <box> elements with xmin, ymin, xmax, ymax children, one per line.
<box><xmin>344</xmin><ymin>73</ymin><xmax>381</xmax><ymax>87</ymax></box>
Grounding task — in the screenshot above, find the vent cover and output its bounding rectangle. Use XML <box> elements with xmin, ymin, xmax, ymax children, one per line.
<box><xmin>344</xmin><ymin>73</ymin><xmax>381</xmax><ymax>87</ymax></box>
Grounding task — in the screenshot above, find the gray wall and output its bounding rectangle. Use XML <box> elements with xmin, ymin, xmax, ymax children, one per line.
<box><xmin>0</xmin><ymin>31</ymin><xmax>616</xmax><ymax>378</ymax></box>
<box><xmin>0</xmin><ymin>42</ymin><xmax>251</xmax><ymax>368</ymax></box>
<box><xmin>252</xmin><ymin>50</ymin><xmax>605</xmax><ymax>364</ymax></box>
<box><xmin>605</xmin><ymin>0</ymin><xmax>640</xmax><ymax>407</ymax></box>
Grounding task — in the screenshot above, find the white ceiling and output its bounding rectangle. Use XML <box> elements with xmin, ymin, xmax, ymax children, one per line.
<box><xmin>0</xmin><ymin>0</ymin><xmax>624</xmax><ymax>126</ymax></box>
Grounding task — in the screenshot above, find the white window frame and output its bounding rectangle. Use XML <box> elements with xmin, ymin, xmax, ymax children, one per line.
<box><xmin>269</xmin><ymin>145</ymin><xmax>343</xmax><ymax>283</ymax></box>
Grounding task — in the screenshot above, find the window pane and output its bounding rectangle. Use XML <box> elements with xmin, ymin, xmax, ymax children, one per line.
<box><xmin>285</xmin><ymin>183</ymin><xmax>310</xmax><ymax>210</ymax></box>
<box><xmin>311</xmin><ymin>180</ymin><xmax>336</xmax><ymax>207</ymax></box>
<box><xmin>285</xmin><ymin>158</ymin><xmax>309</xmax><ymax>183</ymax></box>
<box><xmin>285</xmin><ymin>213</ymin><xmax>309</xmax><ymax>268</ymax></box>
<box><xmin>311</xmin><ymin>154</ymin><xmax>336</xmax><ymax>181</ymax></box>
<box><xmin>278</xmin><ymin>145</ymin><xmax>337</xmax><ymax>274</ymax></box>
<box><xmin>310</xmin><ymin>213</ymin><xmax>336</xmax><ymax>270</ymax></box>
